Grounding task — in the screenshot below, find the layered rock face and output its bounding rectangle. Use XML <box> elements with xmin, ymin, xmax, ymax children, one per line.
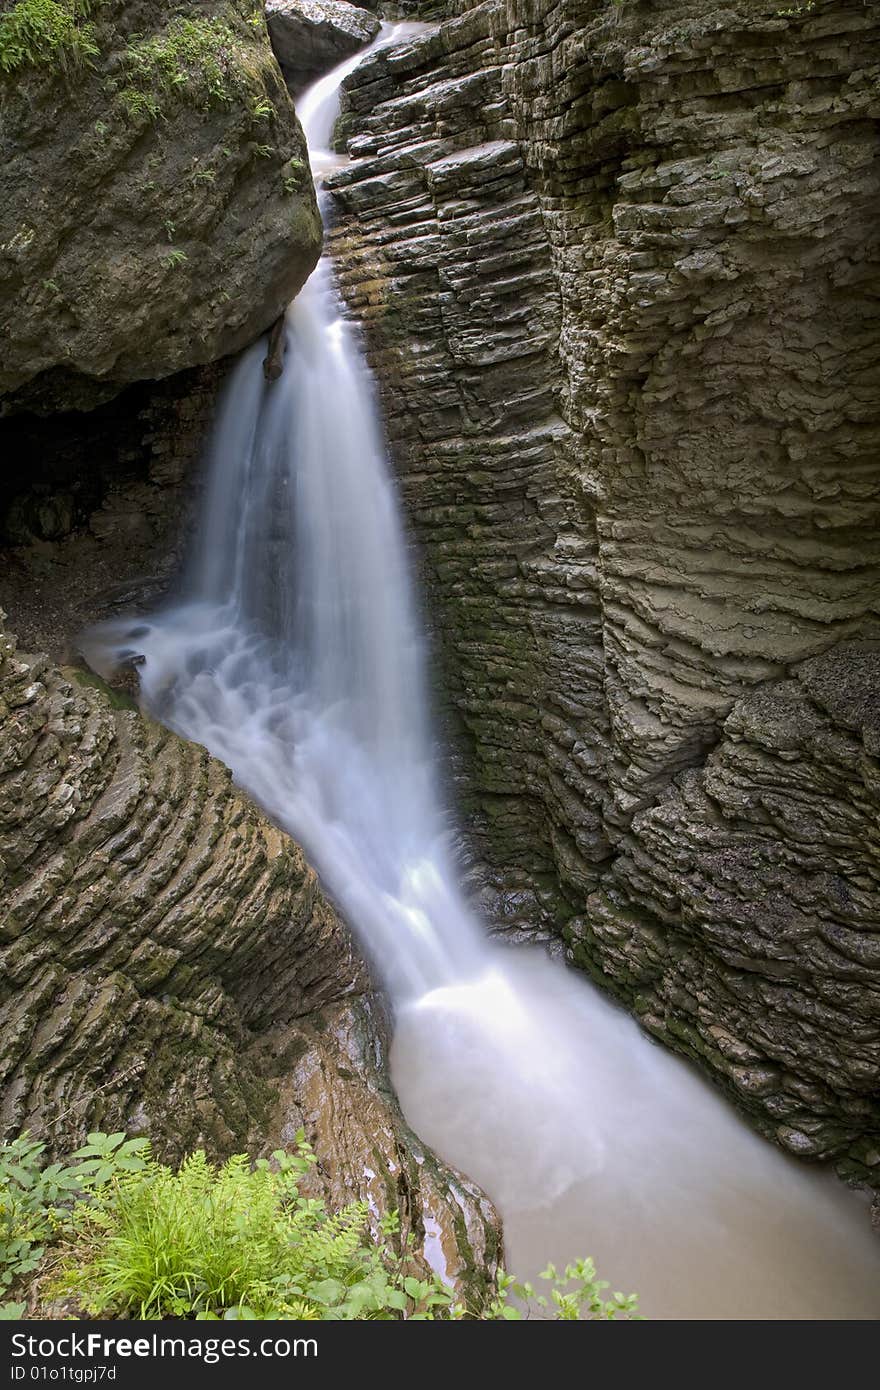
<box><xmin>0</xmin><ymin>0</ymin><xmax>321</xmax><ymax>415</ymax></box>
<box><xmin>0</xmin><ymin>619</ymin><xmax>498</xmax><ymax>1287</ymax></box>
<box><xmin>326</xmin><ymin>0</ymin><xmax>880</xmax><ymax>1180</ymax></box>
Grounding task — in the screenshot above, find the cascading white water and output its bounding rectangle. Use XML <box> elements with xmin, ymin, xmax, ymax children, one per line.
<box><xmin>82</xmin><ymin>30</ymin><xmax>880</xmax><ymax>1319</ymax></box>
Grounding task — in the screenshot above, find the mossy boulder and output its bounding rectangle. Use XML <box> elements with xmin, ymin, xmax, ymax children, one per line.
<box><xmin>0</xmin><ymin>0</ymin><xmax>322</xmax><ymax>415</ymax></box>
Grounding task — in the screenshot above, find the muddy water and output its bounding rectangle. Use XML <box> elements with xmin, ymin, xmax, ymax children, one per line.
<box><xmin>391</xmin><ymin>949</ymin><xmax>880</xmax><ymax>1320</ymax></box>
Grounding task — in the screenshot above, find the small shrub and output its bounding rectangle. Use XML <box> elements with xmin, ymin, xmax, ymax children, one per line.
<box><xmin>51</xmin><ymin>1139</ymin><xmax>447</xmax><ymax>1320</ymax></box>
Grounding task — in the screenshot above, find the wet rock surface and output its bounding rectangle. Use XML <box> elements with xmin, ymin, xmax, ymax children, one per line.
<box><xmin>267</xmin><ymin>0</ymin><xmax>381</xmax><ymax>93</ymax></box>
<box><xmin>0</xmin><ymin>618</ymin><xmax>498</xmax><ymax>1282</ymax></box>
<box><xmin>0</xmin><ymin>0</ymin><xmax>322</xmax><ymax>415</ymax></box>
<box><xmin>326</xmin><ymin>0</ymin><xmax>880</xmax><ymax>1181</ymax></box>
<box><xmin>256</xmin><ymin>993</ymin><xmax>500</xmax><ymax>1291</ymax></box>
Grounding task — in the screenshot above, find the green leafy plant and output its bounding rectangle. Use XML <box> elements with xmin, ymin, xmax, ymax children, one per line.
<box><xmin>282</xmin><ymin>156</ymin><xmax>305</xmax><ymax>194</ymax></box>
<box><xmin>2</xmin><ymin>1131</ymin><xmax>640</xmax><ymax>1321</ymax></box>
<box><xmin>162</xmin><ymin>248</ymin><xmax>188</xmax><ymax>269</ymax></box>
<box><xmin>67</xmin><ymin>1132</ymin><xmax>150</xmax><ymax>1186</ymax></box>
<box><xmin>0</xmin><ymin>1131</ymin><xmax>148</xmax><ymax>1306</ymax></box>
<box><xmin>52</xmin><ymin>1138</ymin><xmax>442</xmax><ymax>1320</ymax></box>
<box><xmin>0</xmin><ymin>0</ymin><xmax>99</xmax><ymax>76</ymax></box>
<box><xmin>113</xmin><ymin>12</ymin><xmax>276</xmax><ymax>123</ymax></box>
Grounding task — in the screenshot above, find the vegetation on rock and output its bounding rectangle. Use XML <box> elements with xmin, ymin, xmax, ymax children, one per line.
<box><xmin>115</xmin><ymin>11</ymin><xmax>275</xmax><ymax>122</ymax></box>
<box><xmin>0</xmin><ymin>0</ymin><xmax>321</xmax><ymax>413</ymax></box>
<box><xmin>0</xmin><ymin>1131</ymin><xmax>640</xmax><ymax>1321</ymax></box>
<box><xmin>0</xmin><ymin>0</ymin><xmax>99</xmax><ymax>76</ymax></box>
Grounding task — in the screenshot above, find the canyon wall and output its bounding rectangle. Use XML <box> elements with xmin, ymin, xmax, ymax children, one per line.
<box><xmin>326</xmin><ymin>0</ymin><xmax>880</xmax><ymax>1181</ymax></box>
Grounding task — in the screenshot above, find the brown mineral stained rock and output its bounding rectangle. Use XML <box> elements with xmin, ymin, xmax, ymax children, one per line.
<box><xmin>0</xmin><ymin>0</ymin><xmax>322</xmax><ymax>416</ymax></box>
<box><xmin>0</xmin><ymin>617</ymin><xmax>498</xmax><ymax>1283</ymax></box>
<box><xmin>325</xmin><ymin>0</ymin><xmax>880</xmax><ymax>1182</ymax></box>
<box><xmin>266</xmin><ymin>0</ymin><xmax>381</xmax><ymax>93</ymax></box>
<box><xmin>254</xmin><ymin>993</ymin><xmax>500</xmax><ymax>1291</ymax></box>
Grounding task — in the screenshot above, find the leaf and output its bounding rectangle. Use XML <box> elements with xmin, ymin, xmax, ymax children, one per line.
<box><xmin>114</xmin><ymin>1156</ymin><xmax>147</xmax><ymax>1172</ymax></box>
<box><xmin>308</xmin><ymin>1278</ymin><xmax>346</xmax><ymax>1306</ymax></box>
<box><xmin>118</xmin><ymin>1138</ymin><xmax>149</xmax><ymax>1157</ymax></box>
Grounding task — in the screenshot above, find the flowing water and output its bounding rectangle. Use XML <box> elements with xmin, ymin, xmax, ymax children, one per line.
<box><xmin>82</xmin><ymin>30</ymin><xmax>880</xmax><ymax>1319</ymax></box>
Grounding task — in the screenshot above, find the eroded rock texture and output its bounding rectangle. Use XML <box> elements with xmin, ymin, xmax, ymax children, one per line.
<box><xmin>325</xmin><ymin>0</ymin><xmax>880</xmax><ymax>1180</ymax></box>
<box><xmin>0</xmin><ymin>620</ymin><xmax>498</xmax><ymax>1285</ymax></box>
<box><xmin>0</xmin><ymin>0</ymin><xmax>321</xmax><ymax>415</ymax></box>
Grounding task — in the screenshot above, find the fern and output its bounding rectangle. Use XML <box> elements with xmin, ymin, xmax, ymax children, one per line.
<box><xmin>113</xmin><ymin>12</ymin><xmax>278</xmax><ymax>122</ymax></box>
<box><xmin>3</xmin><ymin>1131</ymin><xmax>640</xmax><ymax>1320</ymax></box>
<box><xmin>0</xmin><ymin>0</ymin><xmax>99</xmax><ymax>76</ymax></box>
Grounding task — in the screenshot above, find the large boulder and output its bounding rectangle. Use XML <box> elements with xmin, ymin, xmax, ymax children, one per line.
<box><xmin>0</xmin><ymin>0</ymin><xmax>323</xmax><ymax>415</ymax></box>
<box><xmin>266</xmin><ymin>0</ymin><xmax>380</xmax><ymax>92</ymax></box>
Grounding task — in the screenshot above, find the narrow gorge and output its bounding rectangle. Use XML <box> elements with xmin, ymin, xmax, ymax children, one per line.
<box><xmin>0</xmin><ymin>0</ymin><xmax>878</xmax><ymax>1325</ymax></box>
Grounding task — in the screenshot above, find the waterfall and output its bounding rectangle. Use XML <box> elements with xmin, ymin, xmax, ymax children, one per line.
<box><xmin>85</xmin><ymin>25</ymin><xmax>485</xmax><ymax>1005</ymax></box>
<box><xmin>82</xmin><ymin>30</ymin><xmax>880</xmax><ymax>1319</ymax></box>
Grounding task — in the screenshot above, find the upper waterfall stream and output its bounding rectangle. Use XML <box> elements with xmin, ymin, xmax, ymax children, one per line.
<box><xmin>83</xmin><ymin>30</ymin><xmax>880</xmax><ymax>1320</ymax></box>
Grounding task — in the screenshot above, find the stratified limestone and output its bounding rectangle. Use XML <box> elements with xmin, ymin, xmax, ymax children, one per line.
<box><xmin>0</xmin><ymin>618</ymin><xmax>498</xmax><ymax>1282</ymax></box>
<box><xmin>0</xmin><ymin>1</ymin><xmax>322</xmax><ymax>415</ymax></box>
<box><xmin>325</xmin><ymin>0</ymin><xmax>880</xmax><ymax>1182</ymax></box>
<box><xmin>570</xmin><ymin>641</ymin><xmax>880</xmax><ymax>1173</ymax></box>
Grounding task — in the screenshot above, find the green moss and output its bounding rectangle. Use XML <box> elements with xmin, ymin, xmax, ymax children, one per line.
<box><xmin>281</xmin><ymin>155</ymin><xmax>305</xmax><ymax>195</ymax></box>
<box><xmin>0</xmin><ymin>0</ymin><xmax>100</xmax><ymax>75</ymax></box>
<box><xmin>63</xmin><ymin>664</ymin><xmax>137</xmax><ymax>711</ymax></box>
<box><xmin>114</xmin><ymin>12</ymin><xmax>276</xmax><ymax>122</ymax></box>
